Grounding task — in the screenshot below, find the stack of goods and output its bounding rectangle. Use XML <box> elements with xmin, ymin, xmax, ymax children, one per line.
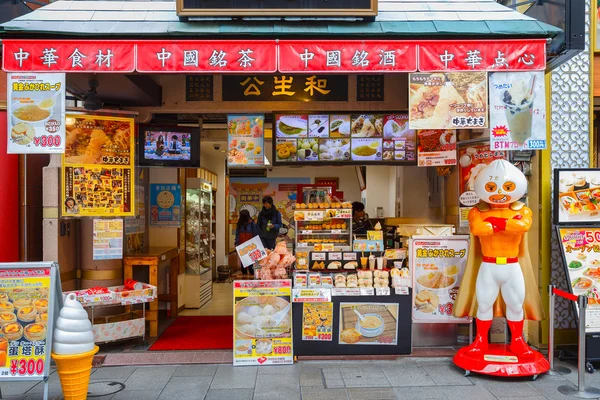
<box><xmin>357</xmin><ymin>270</ymin><xmax>373</xmax><ymax>288</ymax></box>
<box><xmin>390</xmin><ymin>266</ymin><xmax>410</xmax><ymax>288</ymax></box>
<box><xmin>256</xmin><ymin>241</ymin><xmax>296</xmax><ymax>280</ymax></box>
<box><xmin>373</xmin><ymin>270</ymin><xmax>390</xmax><ymax>288</ymax></box>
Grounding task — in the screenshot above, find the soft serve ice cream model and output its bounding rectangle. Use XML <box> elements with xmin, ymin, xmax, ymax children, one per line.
<box><xmin>52</xmin><ymin>293</ymin><xmax>98</xmax><ymax>400</ymax></box>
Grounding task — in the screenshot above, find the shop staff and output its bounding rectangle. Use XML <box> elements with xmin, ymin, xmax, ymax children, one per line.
<box><xmin>257</xmin><ymin>196</ymin><xmax>282</xmax><ymax>250</ymax></box>
<box><xmin>352</xmin><ymin>201</ymin><xmax>373</xmax><ymax>235</ymax></box>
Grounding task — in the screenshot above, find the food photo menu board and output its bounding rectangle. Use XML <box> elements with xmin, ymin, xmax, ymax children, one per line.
<box><xmin>554</xmin><ymin>169</ymin><xmax>600</xmax><ymax>225</ymax></box>
<box><xmin>273</xmin><ymin>113</ymin><xmax>416</xmax><ymax>166</ymax></box>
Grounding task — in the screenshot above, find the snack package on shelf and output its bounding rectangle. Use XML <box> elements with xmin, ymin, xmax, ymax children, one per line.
<box><xmin>294</xmin><ymin>272</ymin><xmax>308</xmax><ymax>288</ymax></box>
<box><xmin>346</xmin><ymin>274</ymin><xmax>358</xmax><ymax>288</ymax></box>
<box><xmin>357</xmin><ymin>270</ymin><xmax>373</xmax><ymax>288</ymax></box>
<box><xmin>321</xmin><ymin>275</ymin><xmax>333</xmax><ymax>288</ymax></box>
<box><xmin>296</xmin><ymin>252</ymin><xmax>309</xmax><ymax>270</ymax></box>
<box><xmin>334</xmin><ymin>273</ymin><xmax>346</xmax><ymax>288</ymax></box>
<box><xmin>309</xmin><ymin>272</ymin><xmax>322</xmax><ymax>288</ymax></box>
<box><xmin>373</xmin><ymin>270</ymin><xmax>390</xmax><ymax>288</ymax></box>
<box><xmin>391</xmin><ymin>267</ymin><xmax>411</xmax><ymax>288</ymax></box>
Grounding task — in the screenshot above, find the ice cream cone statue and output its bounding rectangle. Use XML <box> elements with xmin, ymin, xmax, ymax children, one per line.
<box><xmin>52</xmin><ymin>293</ymin><xmax>98</xmax><ymax>400</ymax></box>
<box><xmin>453</xmin><ymin>160</ymin><xmax>549</xmax><ymax>377</ymax></box>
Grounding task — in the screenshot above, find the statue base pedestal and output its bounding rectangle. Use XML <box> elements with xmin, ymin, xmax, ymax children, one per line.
<box><xmin>453</xmin><ymin>344</ymin><xmax>550</xmax><ymax>378</ymax></box>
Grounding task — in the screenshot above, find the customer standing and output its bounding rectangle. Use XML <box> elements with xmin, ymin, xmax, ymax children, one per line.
<box><xmin>257</xmin><ymin>196</ymin><xmax>282</xmax><ymax>250</ymax></box>
<box><xmin>234</xmin><ymin>209</ymin><xmax>259</xmax><ymax>275</ymax></box>
<box><xmin>352</xmin><ymin>201</ymin><xmax>373</xmax><ymax>235</ymax></box>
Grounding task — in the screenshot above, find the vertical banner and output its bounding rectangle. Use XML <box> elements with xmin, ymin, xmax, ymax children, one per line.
<box><xmin>457</xmin><ymin>144</ymin><xmax>506</xmax><ymax>231</ymax></box>
<box><xmin>416</xmin><ymin>130</ymin><xmax>457</xmax><ymax>167</ymax></box>
<box><xmin>61</xmin><ymin>115</ymin><xmax>135</xmax><ymax>217</ymax></box>
<box><xmin>489</xmin><ymin>71</ymin><xmax>546</xmax><ymax>150</ymax></box>
<box><xmin>411</xmin><ymin>236</ymin><xmax>470</xmax><ymax>323</ymax></box>
<box><xmin>7</xmin><ymin>73</ymin><xmax>65</xmax><ymax>154</ymax></box>
<box><xmin>227</xmin><ymin>115</ymin><xmax>265</xmax><ymax>167</ymax></box>
<box><xmin>302</xmin><ymin>302</ymin><xmax>333</xmax><ymax>341</ymax></box>
<box><xmin>233</xmin><ymin>280</ymin><xmax>293</xmax><ymax>366</ymax></box>
<box><xmin>149</xmin><ymin>184</ymin><xmax>182</xmax><ymax>227</ymax></box>
<box><xmin>92</xmin><ymin>219</ymin><xmax>124</xmax><ymax>260</ymax></box>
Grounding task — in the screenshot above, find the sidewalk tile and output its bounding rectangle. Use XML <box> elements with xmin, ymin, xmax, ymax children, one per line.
<box><xmin>253</xmin><ymin>386</ymin><xmax>301</xmax><ymax>400</ymax></box>
<box><xmin>91</xmin><ymin>366</ymin><xmax>137</xmax><ymax>380</ymax></box>
<box><xmin>258</xmin><ymin>365</ymin><xmax>299</xmax><ymax>375</ymax></box>
<box><xmin>0</xmin><ymin>381</ymin><xmax>40</xmax><ymax>396</ymax></box>
<box><xmin>499</xmin><ymin>397</ymin><xmax>547</xmax><ymax>400</ymax></box>
<box><xmin>158</xmin><ymin>376</ymin><xmax>212</xmax><ymax>400</ymax></box>
<box><xmin>300</xmin><ymin>372</ymin><xmax>324</xmax><ymax>387</ymax></box>
<box><xmin>348</xmin><ymin>388</ymin><xmax>397</xmax><ymax>399</ymax></box>
<box><xmin>123</xmin><ymin>366</ymin><xmax>176</xmax><ymax>391</ymax></box>
<box><xmin>440</xmin><ymin>385</ymin><xmax>495</xmax><ymax>400</ymax></box>
<box><xmin>473</xmin><ymin>378</ymin><xmax>540</xmax><ymax>398</ymax></box>
<box><xmin>163</xmin><ymin>351</ymin><xmax>197</xmax><ymax>365</ymax></box>
<box><xmin>194</xmin><ymin>351</ymin><xmax>226</xmax><ymax>364</ymax></box>
<box><xmin>112</xmin><ymin>390</ymin><xmax>160</xmax><ymax>400</ymax></box>
<box><xmin>210</xmin><ymin>365</ymin><xmax>257</xmax><ymax>389</ymax></box>
<box><xmin>394</xmin><ymin>386</ymin><xmax>447</xmax><ymax>399</ymax></box>
<box><xmin>301</xmin><ymin>387</ymin><xmax>348</xmax><ymax>400</ymax></box>
<box><xmin>529</xmin><ymin>378</ymin><xmax>588</xmax><ymax>400</ymax></box>
<box><xmin>383</xmin><ymin>366</ymin><xmax>436</xmax><ymax>387</ymax></box>
<box><xmin>133</xmin><ymin>352</ymin><xmax>165</xmax><ymax>365</ymax></box>
<box><xmin>425</xmin><ymin>365</ymin><xmax>473</xmax><ymax>386</ymax></box>
<box><xmin>205</xmin><ymin>388</ymin><xmax>254</xmax><ymax>400</ymax></box>
<box><xmin>256</xmin><ymin>373</ymin><xmax>300</xmax><ymax>388</ymax></box>
<box><xmin>173</xmin><ymin>364</ymin><xmax>218</xmax><ymax>377</ymax></box>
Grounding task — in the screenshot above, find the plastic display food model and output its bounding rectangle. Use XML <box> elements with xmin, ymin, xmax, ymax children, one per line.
<box><xmin>453</xmin><ymin>160</ymin><xmax>550</xmax><ymax>377</ymax></box>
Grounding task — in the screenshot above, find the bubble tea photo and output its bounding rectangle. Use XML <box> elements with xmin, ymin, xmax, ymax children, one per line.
<box><xmin>502</xmin><ymin>77</ymin><xmax>535</xmax><ymax>144</ymax></box>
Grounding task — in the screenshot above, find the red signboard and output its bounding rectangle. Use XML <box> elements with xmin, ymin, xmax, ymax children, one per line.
<box><xmin>278</xmin><ymin>40</ymin><xmax>418</xmax><ymax>73</ymax></box>
<box><xmin>136</xmin><ymin>41</ymin><xmax>277</xmax><ymax>73</ymax></box>
<box><xmin>418</xmin><ymin>40</ymin><xmax>546</xmax><ymax>72</ymax></box>
<box><xmin>2</xmin><ymin>40</ymin><xmax>135</xmax><ymax>73</ymax></box>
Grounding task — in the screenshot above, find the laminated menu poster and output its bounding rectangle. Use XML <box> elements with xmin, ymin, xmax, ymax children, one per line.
<box><xmin>227</xmin><ymin>115</ymin><xmax>264</xmax><ymax>167</ymax></box>
<box><xmin>489</xmin><ymin>71</ymin><xmax>546</xmax><ymax>151</ymax></box>
<box><xmin>302</xmin><ymin>302</ymin><xmax>333</xmax><ymax>341</ymax></box>
<box><xmin>457</xmin><ymin>143</ymin><xmax>506</xmax><ymax>232</ymax></box>
<box><xmin>92</xmin><ymin>219</ymin><xmax>123</xmax><ymax>260</ymax></box>
<box><xmin>411</xmin><ymin>236</ymin><xmax>470</xmax><ymax>323</ymax></box>
<box><xmin>339</xmin><ymin>303</ymin><xmax>398</xmax><ymax>345</ymax></box>
<box><xmin>61</xmin><ymin>115</ymin><xmax>135</xmax><ymax>217</ymax></box>
<box><xmin>233</xmin><ymin>280</ymin><xmax>293</xmax><ymax>366</ymax></box>
<box><xmin>149</xmin><ymin>184</ymin><xmax>182</xmax><ymax>227</ymax></box>
<box><xmin>409</xmin><ymin>72</ymin><xmax>488</xmax><ymax>130</ymax></box>
<box><xmin>557</xmin><ymin>227</ymin><xmax>600</xmax><ymax>333</ymax></box>
<box><xmin>417</xmin><ymin>130</ymin><xmax>457</xmax><ymax>167</ymax></box>
<box><xmin>554</xmin><ymin>169</ymin><xmax>600</xmax><ymax>224</ymax></box>
<box><xmin>7</xmin><ymin>73</ymin><xmax>66</xmax><ymax>154</ymax></box>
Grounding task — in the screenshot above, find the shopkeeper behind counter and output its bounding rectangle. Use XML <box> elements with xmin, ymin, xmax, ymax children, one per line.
<box><xmin>257</xmin><ymin>196</ymin><xmax>282</xmax><ymax>250</ymax></box>
<box><xmin>352</xmin><ymin>201</ymin><xmax>373</xmax><ymax>235</ymax></box>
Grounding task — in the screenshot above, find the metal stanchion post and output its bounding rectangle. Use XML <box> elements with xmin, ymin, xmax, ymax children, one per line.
<box><xmin>558</xmin><ymin>295</ymin><xmax>600</xmax><ymax>398</ymax></box>
<box><xmin>548</xmin><ymin>285</ymin><xmax>571</xmax><ymax>375</ymax></box>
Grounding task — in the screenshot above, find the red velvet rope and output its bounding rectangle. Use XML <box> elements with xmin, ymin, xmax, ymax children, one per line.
<box><xmin>552</xmin><ymin>287</ymin><xmax>578</xmax><ymax>302</ymax></box>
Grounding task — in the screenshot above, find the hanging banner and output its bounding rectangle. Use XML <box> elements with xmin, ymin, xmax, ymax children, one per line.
<box><xmin>2</xmin><ymin>40</ymin><xmax>135</xmax><ymax>73</ymax></box>
<box><xmin>6</xmin><ymin>73</ymin><xmax>66</xmax><ymax>154</ymax></box>
<box><xmin>302</xmin><ymin>302</ymin><xmax>333</xmax><ymax>341</ymax></box>
<box><xmin>417</xmin><ymin>130</ymin><xmax>457</xmax><ymax>167</ymax></box>
<box><xmin>61</xmin><ymin>115</ymin><xmax>135</xmax><ymax>217</ymax></box>
<box><xmin>489</xmin><ymin>71</ymin><xmax>547</xmax><ymax>151</ymax></box>
<box><xmin>227</xmin><ymin>115</ymin><xmax>265</xmax><ymax>167</ymax></box>
<box><xmin>457</xmin><ymin>143</ymin><xmax>507</xmax><ymax>231</ymax></box>
<box><xmin>418</xmin><ymin>40</ymin><xmax>546</xmax><ymax>72</ymax></box>
<box><xmin>235</xmin><ymin>236</ymin><xmax>267</xmax><ymax>268</ymax></box>
<box><xmin>149</xmin><ymin>184</ymin><xmax>182</xmax><ymax>227</ymax></box>
<box><xmin>411</xmin><ymin>236</ymin><xmax>471</xmax><ymax>323</ymax></box>
<box><xmin>557</xmin><ymin>227</ymin><xmax>600</xmax><ymax>333</ymax></box>
<box><xmin>409</xmin><ymin>72</ymin><xmax>488</xmax><ymax>130</ymax></box>
<box><xmin>278</xmin><ymin>41</ymin><xmax>417</xmax><ymax>73</ymax></box>
<box><xmin>92</xmin><ymin>219</ymin><xmax>124</xmax><ymax>260</ymax></box>
<box><xmin>136</xmin><ymin>41</ymin><xmax>277</xmax><ymax>73</ymax></box>
<box><xmin>233</xmin><ymin>280</ymin><xmax>293</xmax><ymax>366</ymax></box>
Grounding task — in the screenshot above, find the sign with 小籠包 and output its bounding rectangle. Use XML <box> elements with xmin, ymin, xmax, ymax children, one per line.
<box><xmin>222</xmin><ymin>75</ymin><xmax>348</xmax><ymax>102</ymax></box>
<box><xmin>357</xmin><ymin>75</ymin><xmax>384</xmax><ymax>102</ymax></box>
<box><xmin>185</xmin><ymin>75</ymin><xmax>213</xmax><ymax>101</ymax></box>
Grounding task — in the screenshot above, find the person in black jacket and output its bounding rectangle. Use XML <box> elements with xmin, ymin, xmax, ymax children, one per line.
<box><xmin>256</xmin><ymin>196</ymin><xmax>282</xmax><ymax>250</ymax></box>
<box><xmin>352</xmin><ymin>201</ymin><xmax>373</xmax><ymax>235</ymax></box>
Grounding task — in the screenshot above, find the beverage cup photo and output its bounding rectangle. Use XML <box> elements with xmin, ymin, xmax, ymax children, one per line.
<box><xmin>503</xmin><ymin>93</ymin><xmax>535</xmax><ymax>145</ymax></box>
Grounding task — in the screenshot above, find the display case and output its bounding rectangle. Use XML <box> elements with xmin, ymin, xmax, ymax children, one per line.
<box><xmin>294</xmin><ymin>207</ymin><xmax>352</xmax><ymax>251</ymax></box>
<box><xmin>185</xmin><ymin>178</ymin><xmax>213</xmax><ymax>308</ymax></box>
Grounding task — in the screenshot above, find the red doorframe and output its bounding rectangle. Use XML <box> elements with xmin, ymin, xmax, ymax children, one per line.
<box><xmin>0</xmin><ymin>110</ymin><xmax>19</xmax><ymax>262</ymax></box>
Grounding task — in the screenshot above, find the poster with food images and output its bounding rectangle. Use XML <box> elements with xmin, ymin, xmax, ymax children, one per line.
<box><xmin>555</xmin><ymin>169</ymin><xmax>600</xmax><ymax>224</ymax></box>
<box><xmin>233</xmin><ymin>280</ymin><xmax>293</xmax><ymax>366</ymax></box>
<box><xmin>409</xmin><ymin>72</ymin><xmax>488</xmax><ymax>130</ymax></box>
<box><xmin>351</xmin><ymin>138</ymin><xmax>382</xmax><ymax>161</ymax></box>
<box><xmin>489</xmin><ymin>72</ymin><xmax>546</xmax><ymax>151</ymax></box>
<box><xmin>557</xmin><ymin>228</ymin><xmax>600</xmax><ymax>332</ymax></box>
<box><xmin>350</xmin><ymin>115</ymin><xmax>383</xmax><ymax>138</ymax></box>
<box><xmin>410</xmin><ymin>236</ymin><xmax>471</xmax><ymax>323</ymax></box>
<box><xmin>61</xmin><ymin>115</ymin><xmax>135</xmax><ymax>217</ymax></box>
<box><xmin>417</xmin><ymin>130</ymin><xmax>457</xmax><ymax>167</ymax></box>
<box><xmin>149</xmin><ymin>184</ymin><xmax>182</xmax><ymax>227</ymax></box>
<box><xmin>92</xmin><ymin>219</ymin><xmax>124</xmax><ymax>260</ymax></box>
<box><xmin>457</xmin><ymin>143</ymin><xmax>507</xmax><ymax>232</ymax></box>
<box><xmin>0</xmin><ymin>267</ymin><xmax>52</xmax><ymax>378</ymax></box>
<box><xmin>302</xmin><ymin>302</ymin><xmax>333</xmax><ymax>341</ymax></box>
<box><xmin>339</xmin><ymin>303</ymin><xmax>398</xmax><ymax>345</ymax></box>
<box><xmin>7</xmin><ymin>73</ymin><xmax>66</xmax><ymax>154</ymax></box>
<box><xmin>383</xmin><ymin>114</ymin><xmax>416</xmax><ymax>162</ymax></box>
<box><xmin>227</xmin><ymin>115</ymin><xmax>265</xmax><ymax>167</ymax></box>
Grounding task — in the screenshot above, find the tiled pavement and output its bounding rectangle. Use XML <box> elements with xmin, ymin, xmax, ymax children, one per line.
<box><xmin>0</xmin><ymin>357</ymin><xmax>595</xmax><ymax>400</ymax></box>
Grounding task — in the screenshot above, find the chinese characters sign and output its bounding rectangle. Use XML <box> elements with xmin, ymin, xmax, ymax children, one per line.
<box><xmin>227</xmin><ymin>115</ymin><xmax>265</xmax><ymax>167</ymax></box>
<box><xmin>410</xmin><ymin>236</ymin><xmax>470</xmax><ymax>323</ymax></box>
<box><xmin>61</xmin><ymin>115</ymin><xmax>135</xmax><ymax>217</ymax></box>
<box><xmin>136</xmin><ymin>41</ymin><xmax>276</xmax><ymax>73</ymax></box>
<box><xmin>235</xmin><ymin>236</ymin><xmax>267</xmax><ymax>268</ymax></box>
<box><xmin>489</xmin><ymin>71</ymin><xmax>547</xmax><ymax>150</ymax></box>
<box><xmin>2</xmin><ymin>40</ymin><xmax>135</xmax><ymax>72</ymax></box>
<box><xmin>418</xmin><ymin>40</ymin><xmax>546</xmax><ymax>72</ymax></box>
<box><xmin>357</xmin><ymin>75</ymin><xmax>384</xmax><ymax>102</ymax></box>
<box><xmin>558</xmin><ymin>228</ymin><xmax>600</xmax><ymax>333</ymax></box>
<box><xmin>185</xmin><ymin>75</ymin><xmax>213</xmax><ymax>101</ymax></box>
<box><xmin>93</xmin><ymin>219</ymin><xmax>124</xmax><ymax>260</ymax></box>
<box><xmin>409</xmin><ymin>72</ymin><xmax>488</xmax><ymax>130</ymax></box>
<box><xmin>7</xmin><ymin>73</ymin><xmax>66</xmax><ymax>154</ymax></box>
<box><xmin>278</xmin><ymin>41</ymin><xmax>417</xmax><ymax>73</ymax></box>
<box><xmin>150</xmin><ymin>184</ymin><xmax>182</xmax><ymax>227</ymax></box>
<box><xmin>233</xmin><ymin>279</ymin><xmax>293</xmax><ymax>366</ymax></box>
<box><xmin>222</xmin><ymin>75</ymin><xmax>348</xmax><ymax>102</ymax></box>
<box><xmin>417</xmin><ymin>130</ymin><xmax>457</xmax><ymax>167</ymax></box>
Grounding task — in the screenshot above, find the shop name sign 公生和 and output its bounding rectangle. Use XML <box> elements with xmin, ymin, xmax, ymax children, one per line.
<box><xmin>236</xmin><ymin>236</ymin><xmax>267</xmax><ymax>268</ymax></box>
<box><xmin>222</xmin><ymin>75</ymin><xmax>348</xmax><ymax>102</ymax></box>
<box><xmin>7</xmin><ymin>73</ymin><xmax>66</xmax><ymax>154</ymax></box>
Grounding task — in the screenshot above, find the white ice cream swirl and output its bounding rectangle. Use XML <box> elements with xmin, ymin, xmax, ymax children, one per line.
<box><xmin>52</xmin><ymin>293</ymin><xmax>95</xmax><ymax>355</ymax></box>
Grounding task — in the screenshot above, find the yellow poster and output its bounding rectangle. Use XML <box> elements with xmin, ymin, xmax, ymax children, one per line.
<box><xmin>233</xmin><ymin>280</ymin><xmax>293</xmax><ymax>366</ymax></box>
<box><xmin>61</xmin><ymin>114</ymin><xmax>135</xmax><ymax>217</ymax></box>
<box><xmin>302</xmin><ymin>302</ymin><xmax>333</xmax><ymax>341</ymax></box>
<box><xmin>0</xmin><ymin>267</ymin><xmax>51</xmax><ymax>378</ymax></box>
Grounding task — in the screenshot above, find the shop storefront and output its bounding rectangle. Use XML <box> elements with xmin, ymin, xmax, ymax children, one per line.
<box><xmin>0</xmin><ymin>0</ymin><xmax>565</xmax><ymax>362</ymax></box>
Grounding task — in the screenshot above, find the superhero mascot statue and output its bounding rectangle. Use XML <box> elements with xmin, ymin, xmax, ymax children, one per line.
<box><xmin>453</xmin><ymin>159</ymin><xmax>550</xmax><ymax>377</ymax></box>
